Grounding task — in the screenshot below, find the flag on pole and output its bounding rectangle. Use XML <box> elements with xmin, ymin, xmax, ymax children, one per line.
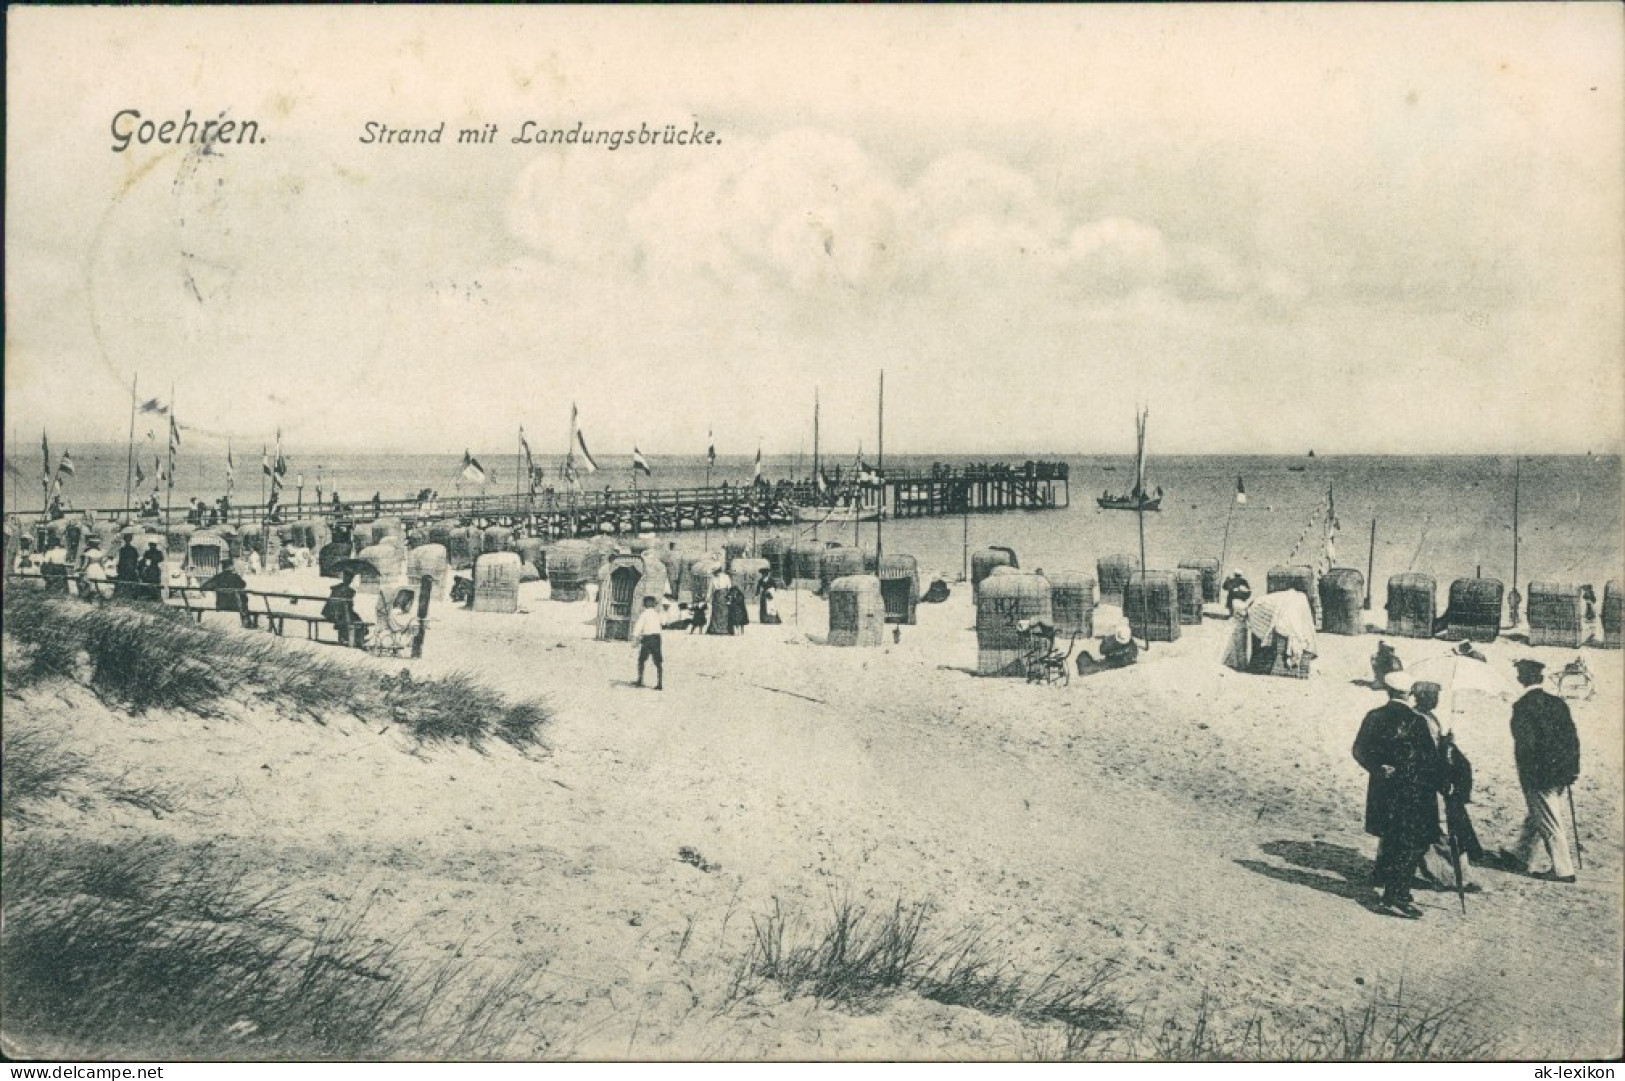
<box><xmin>1323</xmin><ymin>484</ymin><xmax>1339</xmax><ymax>569</ymax></box>
<box><xmin>135</xmin><ymin>459</ymin><xmax>146</xmax><ymax>487</ymax></box>
<box><xmin>1235</xmin><ymin>476</ymin><xmax>1247</xmax><ymax>505</ymax></box>
<box><xmin>575</xmin><ymin>430</ymin><xmax>599</xmax><ymax>473</ymax></box>
<box><xmin>707</xmin><ymin>429</ymin><xmax>716</xmax><ymax>468</ymax></box>
<box><xmin>156</xmin><ymin>455</ymin><xmax>167</xmax><ymax>486</ymax></box>
<box><xmin>41</xmin><ymin>432</ymin><xmax>50</xmax><ymax>487</ymax></box>
<box><xmin>226</xmin><ymin>443</ymin><xmax>235</xmax><ymax>494</ymax></box>
<box><xmin>632</xmin><ymin>446</ymin><xmax>652</xmax><ymax>476</ymax></box>
<box><xmin>273</xmin><ymin>430</ymin><xmax>288</xmax><ymax>490</ymax></box>
<box><xmin>520</xmin><ymin>427</ymin><xmax>534</xmax><ymax>474</ymax></box>
<box><xmin>56</xmin><ymin>451</ymin><xmax>75</xmax><ymax>478</ymax></box>
<box><xmin>169</xmin><ymin>415</ymin><xmax>182</xmax><ymax>454</ymax></box>
<box><xmin>461</xmin><ymin>451</ymin><xmax>488</xmax><ymax>485</ymax></box>
<box><xmin>753</xmin><ymin>445</ymin><xmax>763</xmax><ymax>482</ymax></box>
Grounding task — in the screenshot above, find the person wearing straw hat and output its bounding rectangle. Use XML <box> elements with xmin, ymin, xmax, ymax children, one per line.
<box><xmin>1412</xmin><ymin>680</ymin><xmax>1486</xmax><ymax>895</ymax></box>
<box><xmin>1498</xmin><ymin>659</ymin><xmax>1581</xmax><ymax>882</ymax></box>
<box><xmin>1075</xmin><ymin>623</ymin><xmax>1139</xmax><ymax>677</ymax></box>
<box><xmin>1352</xmin><ymin>670</ymin><xmax>1441</xmax><ymax>918</ymax></box>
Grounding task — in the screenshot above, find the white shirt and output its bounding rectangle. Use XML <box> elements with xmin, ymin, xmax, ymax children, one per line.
<box><xmin>631</xmin><ymin>609</ymin><xmax>664</xmax><ymax>639</ymax></box>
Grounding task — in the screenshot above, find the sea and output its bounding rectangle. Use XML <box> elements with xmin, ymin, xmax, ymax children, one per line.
<box><xmin>13</xmin><ymin>446</ymin><xmax>1623</xmax><ymax>591</ymax></box>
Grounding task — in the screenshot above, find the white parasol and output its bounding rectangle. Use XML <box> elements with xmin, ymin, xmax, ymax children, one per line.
<box><xmin>1408</xmin><ymin>651</ymin><xmax>1515</xmax><ymax>715</ymax></box>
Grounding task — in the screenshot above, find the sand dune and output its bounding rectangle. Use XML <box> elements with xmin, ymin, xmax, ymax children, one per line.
<box><xmin>5</xmin><ymin>577</ymin><xmax>1619</xmax><ymax>1059</ymax></box>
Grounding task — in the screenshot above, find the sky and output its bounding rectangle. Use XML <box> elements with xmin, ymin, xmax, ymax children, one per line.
<box><xmin>5</xmin><ymin>5</ymin><xmax>1623</xmax><ymax>459</ymax></box>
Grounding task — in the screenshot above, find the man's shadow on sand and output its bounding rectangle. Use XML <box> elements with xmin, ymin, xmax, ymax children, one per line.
<box><xmin>1236</xmin><ymin>840</ymin><xmax>1373</xmax><ymax>903</ymax></box>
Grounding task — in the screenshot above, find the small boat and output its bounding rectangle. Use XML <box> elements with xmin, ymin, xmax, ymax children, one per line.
<box><xmin>1097</xmin><ymin>407</ymin><xmax>1161</xmax><ymax>512</ymax></box>
<box><xmin>794</xmin><ymin>503</ymin><xmax>880</xmax><ymax>524</ymax></box>
<box><xmin>1097</xmin><ymin>492</ymin><xmax>1161</xmax><ymax>512</ymax></box>
<box><xmin>1287</xmin><ymin>465</ymin><xmax>1307</xmax><ymax>473</ymax></box>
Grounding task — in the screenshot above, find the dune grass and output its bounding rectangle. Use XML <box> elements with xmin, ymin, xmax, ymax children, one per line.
<box><xmin>0</xmin><ymin>837</ymin><xmax>543</xmax><ymax>1060</ymax></box>
<box><xmin>1</xmin><ymin>725</ymin><xmax>89</xmax><ymax>817</ymax></box>
<box><xmin>2</xmin><ymin>591</ymin><xmax>550</xmax><ymax>752</ymax></box>
<box><xmin>731</xmin><ymin>895</ymin><xmax>1127</xmax><ymax>1050</ymax></box>
<box><xmin>1138</xmin><ymin>983</ymin><xmax>1498</xmax><ymax>1061</ymax></box>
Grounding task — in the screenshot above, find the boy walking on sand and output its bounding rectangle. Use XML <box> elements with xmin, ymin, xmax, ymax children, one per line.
<box><xmin>632</xmin><ymin>595</ymin><xmax>664</xmax><ymax>690</ymax></box>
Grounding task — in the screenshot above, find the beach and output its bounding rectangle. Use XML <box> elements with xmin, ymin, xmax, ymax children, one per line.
<box><xmin>6</xmin><ymin>569</ymin><xmax>1620</xmax><ymax>1059</ymax></box>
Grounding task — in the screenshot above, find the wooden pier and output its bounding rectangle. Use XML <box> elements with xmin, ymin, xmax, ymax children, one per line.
<box><xmin>21</xmin><ymin>462</ymin><xmax>1069</xmax><ymax>538</ymax></box>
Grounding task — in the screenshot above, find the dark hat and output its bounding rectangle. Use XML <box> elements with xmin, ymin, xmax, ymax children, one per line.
<box><xmin>1514</xmin><ymin>658</ymin><xmax>1546</xmax><ymax>680</ymax></box>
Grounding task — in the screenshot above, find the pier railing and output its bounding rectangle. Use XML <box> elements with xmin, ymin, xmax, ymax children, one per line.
<box><xmin>16</xmin><ymin>461</ymin><xmax>1070</xmax><ymax>533</ymax></box>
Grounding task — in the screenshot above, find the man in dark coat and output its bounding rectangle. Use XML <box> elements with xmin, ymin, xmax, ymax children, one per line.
<box><xmin>136</xmin><ymin>542</ymin><xmax>166</xmax><ymax>602</ymax></box>
<box><xmin>1502</xmin><ymin>659</ymin><xmax>1581</xmax><ymax>881</ymax></box>
<box><xmin>1352</xmin><ymin>671</ymin><xmax>1441</xmax><ymax>917</ymax></box>
<box><xmin>201</xmin><ymin>560</ymin><xmax>255</xmax><ymax>628</ymax></box>
<box><xmin>114</xmin><ymin>536</ymin><xmax>141</xmax><ymax>599</ymax></box>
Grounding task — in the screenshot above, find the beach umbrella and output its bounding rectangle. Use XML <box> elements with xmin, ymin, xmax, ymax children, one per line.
<box><xmin>1409</xmin><ymin>652</ymin><xmax>1513</xmax><ymax>715</ymax></box>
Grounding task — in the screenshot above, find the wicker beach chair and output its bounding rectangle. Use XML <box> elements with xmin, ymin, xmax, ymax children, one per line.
<box><xmin>1602</xmin><ymin>581</ymin><xmax>1622</xmax><ymax>650</ymax></box>
<box><xmin>977</xmin><ymin>572</ymin><xmax>1053</xmax><ymax>675</ymax></box>
<box><xmin>1125</xmin><ymin>571</ymin><xmax>1180</xmax><ymax>643</ymax></box>
<box><xmin>1173</xmin><ymin>569</ymin><xmax>1204</xmax><ymax>625</ymax></box>
<box><xmin>1096</xmin><ymin>554</ymin><xmax>1136</xmax><ymax>608</ymax></box>
<box><xmin>1386</xmin><ymin>573</ymin><xmax>1437</xmax><ymax>639</ymax></box>
<box><xmin>828</xmin><ymin>575</ymin><xmax>885</xmax><ymax>647</ymax></box>
<box><xmin>1178</xmin><ymin>557</ymin><xmax>1221</xmax><ymax>604</ymax></box>
<box><xmin>1318</xmin><ymin>568</ymin><xmax>1365</xmax><ymax>636</ymax></box>
<box><xmin>1446</xmin><ymin>578</ymin><xmax>1504</xmax><ymax>643</ymax></box>
<box><xmin>1527</xmin><ymin>581</ymin><xmax>1583</xmax><ymax>648</ymax></box>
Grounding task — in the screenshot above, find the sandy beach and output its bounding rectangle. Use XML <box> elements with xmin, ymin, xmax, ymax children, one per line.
<box><xmin>6</xmin><ymin>570</ymin><xmax>1619</xmax><ymax>1060</ymax></box>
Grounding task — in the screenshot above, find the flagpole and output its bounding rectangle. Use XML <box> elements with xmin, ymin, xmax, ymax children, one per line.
<box><xmin>165</xmin><ymin>383</ymin><xmax>175</xmax><ymax>528</ymax></box>
<box><xmin>812</xmin><ymin>388</ymin><xmax>821</xmax><ymax>545</ymax></box>
<box><xmin>704</xmin><ymin>428</ymin><xmax>713</xmax><ymax>551</ymax></box>
<box><xmin>876</xmin><ymin>370</ymin><xmax>885</xmax><ymax>561</ymax></box>
<box><xmin>516</xmin><ymin>427</ymin><xmax>522</xmax><ymax>517</ymax></box>
<box><xmin>1137</xmin><ymin>407</ymin><xmax>1151</xmax><ymax>654</ymax></box>
<box><xmin>124</xmin><ymin>373</ymin><xmax>138</xmax><ymax>514</ymax></box>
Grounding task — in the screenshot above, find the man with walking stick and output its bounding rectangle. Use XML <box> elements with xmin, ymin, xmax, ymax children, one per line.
<box><xmin>1499</xmin><ymin>659</ymin><xmax>1581</xmax><ymax>882</ymax></box>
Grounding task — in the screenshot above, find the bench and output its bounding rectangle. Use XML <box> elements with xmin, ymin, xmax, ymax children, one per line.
<box><xmin>161</xmin><ymin>585</ymin><xmax>371</xmax><ymax>646</ymax></box>
<box><xmin>6</xmin><ymin>571</ymin><xmax>375</xmax><ymax>649</ymax></box>
<box><xmin>250</xmin><ymin>590</ymin><xmax>372</xmax><ymax>646</ymax></box>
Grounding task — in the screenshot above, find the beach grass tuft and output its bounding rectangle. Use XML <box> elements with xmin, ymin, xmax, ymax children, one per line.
<box><xmin>1141</xmin><ymin>983</ymin><xmax>1497</xmax><ymax>1061</ymax></box>
<box><xmin>2</xmin><ymin>592</ymin><xmax>550</xmax><ymax>752</ymax></box>
<box><xmin>0</xmin><ymin>837</ymin><xmax>543</xmax><ymax>1060</ymax></box>
<box><xmin>379</xmin><ymin>669</ymin><xmax>549</xmax><ymax>752</ymax></box>
<box><xmin>1</xmin><ymin>725</ymin><xmax>90</xmax><ymax>817</ymax></box>
<box><xmin>733</xmin><ymin>895</ymin><xmax>1127</xmax><ymax>1047</ymax></box>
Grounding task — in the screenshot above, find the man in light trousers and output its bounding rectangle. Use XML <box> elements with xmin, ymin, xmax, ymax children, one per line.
<box><xmin>1502</xmin><ymin>659</ymin><xmax>1581</xmax><ymax>882</ymax></box>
